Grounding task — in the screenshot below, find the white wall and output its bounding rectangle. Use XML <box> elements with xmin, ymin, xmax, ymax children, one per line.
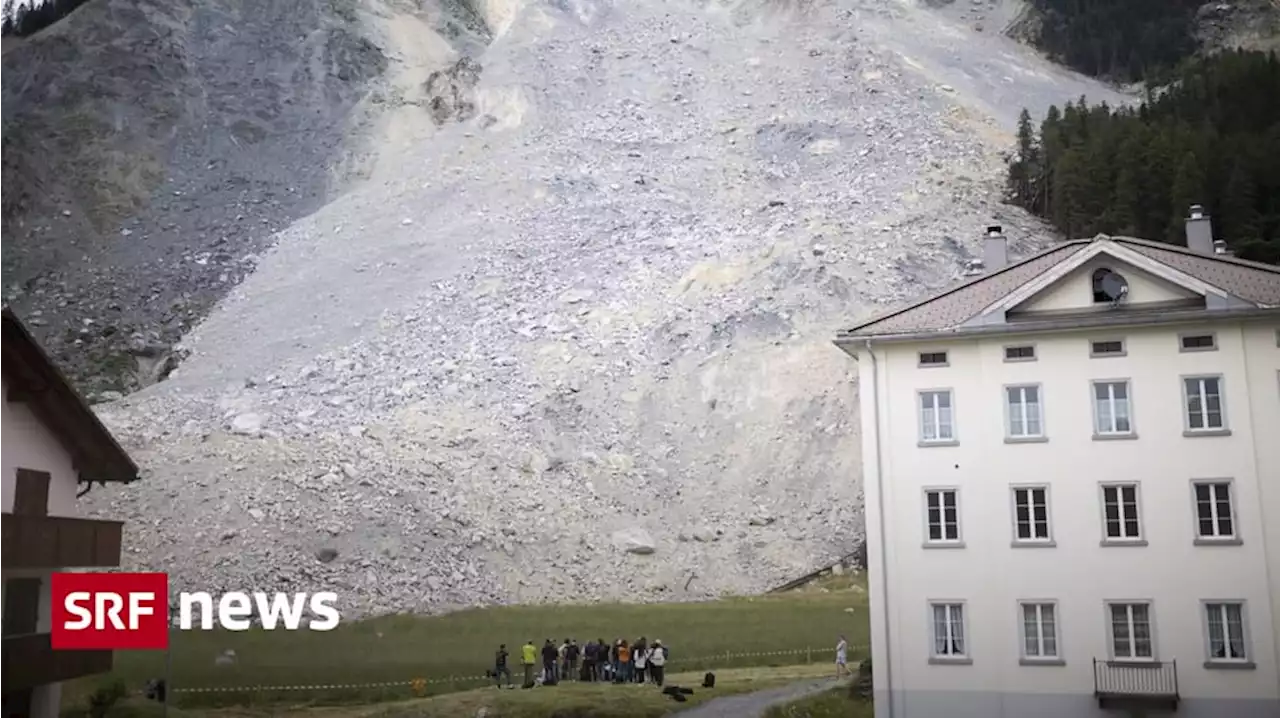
<box><xmin>2</xmin><ymin>378</ymin><xmax>85</xmax><ymax>718</ymax></box>
<box><xmin>866</xmin><ymin>319</ymin><xmax>1280</xmax><ymax>703</ymax></box>
<box><xmin>1</xmin><ymin>378</ymin><xmax>81</xmax><ymax>518</ymax></box>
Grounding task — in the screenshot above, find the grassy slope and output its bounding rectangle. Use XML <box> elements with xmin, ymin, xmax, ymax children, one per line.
<box><xmin>66</xmin><ymin>576</ymin><xmax>868</xmax><ymax>709</ymax></box>
<box><xmin>72</xmin><ymin>666</ymin><xmax>842</xmax><ymax>718</ymax></box>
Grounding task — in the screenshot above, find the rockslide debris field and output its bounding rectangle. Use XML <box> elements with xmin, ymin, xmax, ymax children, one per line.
<box><xmin>20</xmin><ymin>0</ymin><xmax>1129</xmax><ymax>617</ymax></box>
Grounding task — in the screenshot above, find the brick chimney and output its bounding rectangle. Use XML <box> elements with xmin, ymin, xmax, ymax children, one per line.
<box><xmin>983</xmin><ymin>225</ymin><xmax>1008</xmax><ymax>271</ymax></box>
<box><xmin>1184</xmin><ymin>205</ymin><xmax>1214</xmax><ymax>254</ymax></box>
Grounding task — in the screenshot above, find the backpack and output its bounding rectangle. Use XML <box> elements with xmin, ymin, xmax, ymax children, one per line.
<box><xmin>702</xmin><ymin>672</ymin><xmax>715</xmax><ymax>688</ymax></box>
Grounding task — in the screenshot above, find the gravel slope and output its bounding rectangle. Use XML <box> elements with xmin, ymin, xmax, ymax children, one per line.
<box><xmin>76</xmin><ymin>0</ymin><xmax>1130</xmax><ymax>617</ymax></box>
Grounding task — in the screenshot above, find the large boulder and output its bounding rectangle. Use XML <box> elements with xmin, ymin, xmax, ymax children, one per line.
<box><xmin>611</xmin><ymin>527</ymin><xmax>657</xmax><ymax>555</ymax></box>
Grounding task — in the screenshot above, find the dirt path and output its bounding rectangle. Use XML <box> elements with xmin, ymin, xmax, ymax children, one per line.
<box><xmin>672</xmin><ymin>677</ymin><xmax>843</xmax><ymax>718</ymax></box>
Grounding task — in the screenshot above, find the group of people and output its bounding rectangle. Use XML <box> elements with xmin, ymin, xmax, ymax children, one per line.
<box><xmin>492</xmin><ymin>637</ymin><xmax>670</xmax><ymax>688</ymax></box>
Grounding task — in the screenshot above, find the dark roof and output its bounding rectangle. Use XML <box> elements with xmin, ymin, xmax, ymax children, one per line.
<box><xmin>2</xmin><ymin>307</ymin><xmax>138</xmax><ymax>484</ymax></box>
<box><xmin>842</xmin><ymin>235</ymin><xmax>1280</xmax><ymax>338</ymax></box>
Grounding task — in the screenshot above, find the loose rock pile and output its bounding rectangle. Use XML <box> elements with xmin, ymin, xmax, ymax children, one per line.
<box><xmin>74</xmin><ymin>0</ymin><xmax>1127</xmax><ymax>617</ymax></box>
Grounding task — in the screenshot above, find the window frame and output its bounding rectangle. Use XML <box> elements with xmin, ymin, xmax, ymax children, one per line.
<box><xmin>1201</xmin><ymin>600</ymin><xmax>1254</xmax><ymax>669</ymax></box>
<box><xmin>922</xmin><ymin>487</ymin><xmax>963</xmax><ymax>548</ymax></box>
<box><xmin>1091</xmin><ymin>378</ymin><xmax>1137</xmax><ymax>440</ymax></box>
<box><xmin>917</xmin><ymin>388</ymin><xmax>958</xmax><ymax>447</ymax></box>
<box><xmin>1181</xmin><ymin>374</ymin><xmax>1230</xmax><ymax>436</ymax></box>
<box><xmin>1190</xmin><ymin>479</ymin><xmax>1241</xmax><ymax>546</ymax></box>
<box><xmin>1003</xmin><ymin>383</ymin><xmax>1047</xmax><ymax>443</ymax></box>
<box><xmin>1089</xmin><ymin>338</ymin><xmax>1127</xmax><ymax>358</ymax></box>
<box><xmin>918</xmin><ymin>350</ymin><xmax>950</xmax><ymax>368</ymax></box>
<box><xmin>927</xmin><ymin>600</ymin><xmax>971</xmax><ymax>664</ymax></box>
<box><xmin>1018</xmin><ymin>600</ymin><xmax>1064</xmax><ymax>665</ymax></box>
<box><xmin>1178</xmin><ymin>332</ymin><xmax>1217</xmax><ymax>353</ymax></box>
<box><xmin>1010</xmin><ymin>484</ymin><xmax>1055</xmax><ymax>547</ymax></box>
<box><xmin>1104</xmin><ymin>600</ymin><xmax>1157</xmax><ymax>662</ymax></box>
<box><xmin>1098</xmin><ymin>482</ymin><xmax>1145</xmax><ymax>546</ymax></box>
<box><xmin>1003</xmin><ymin>344</ymin><xmax>1037</xmax><ymax>363</ymax></box>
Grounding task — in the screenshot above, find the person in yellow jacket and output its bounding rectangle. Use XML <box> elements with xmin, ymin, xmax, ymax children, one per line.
<box><xmin>521</xmin><ymin>640</ymin><xmax>537</xmax><ymax>687</ymax></box>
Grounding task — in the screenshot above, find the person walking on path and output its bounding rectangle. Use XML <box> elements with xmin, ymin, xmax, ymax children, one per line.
<box><xmin>835</xmin><ymin>635</ymin><xmax>850</xmax><ymax>679</ymax></box>
<box><xmin>493</xmin><ymin>644</ymin><xmax>513</xmax><ymax>688</ymax></box>
<box><xmin>648</xmin><ymin>639</ymin><xmax>666</xmax><ymax>686</ymax></box>
<box><xmin>521</xmin><ymin>640</ymin><xmax>537</xmax><ymax>688</ymax></box>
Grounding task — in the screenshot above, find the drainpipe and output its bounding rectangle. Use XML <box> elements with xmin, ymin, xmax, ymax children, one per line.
<box><xmin>865</xmin><ymin>339</ymin><xmax>895</xmax><ymax>718</ymax></box>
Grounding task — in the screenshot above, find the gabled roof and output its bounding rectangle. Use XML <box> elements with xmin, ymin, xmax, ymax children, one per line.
<box><xmin>2</xmin><ymin>307</ymin><xmax>138</xmax><ymax>484</ymax></box>
<box><xmin>838</xmin><ymin>235</ymin><xmax>1280</xmax><ymax>342</ymax></box>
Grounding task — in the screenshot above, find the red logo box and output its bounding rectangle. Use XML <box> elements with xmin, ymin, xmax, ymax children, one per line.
<box><xmin>50</xmin><ymin>572</ymin><xmax>169</xmax><ymax>650</ymax></box>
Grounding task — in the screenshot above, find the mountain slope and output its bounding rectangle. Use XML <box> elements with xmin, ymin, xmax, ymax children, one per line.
<box><xmin>69</xmin><ymin>0</ymin><xmax>1130</xmax><ymax>616</ymax></box>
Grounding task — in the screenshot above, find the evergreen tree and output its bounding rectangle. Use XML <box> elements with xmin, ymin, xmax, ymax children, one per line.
<box><xmin>1005</xmin><ymin>51</ymin><xmax>1280</xmax><ymax>266</ymax></box>
<box><xmin>1223</xmin><ymin>163</ymin><xmax>1261</xmax><ymax>245</ymax></box>
<box><xmin>1167</xmin><ymin>151</ymin><xmax>1205</xmax><ymax>244</ymax></box>
<box><xmin>1008</xmin><ymin>108</ymin><xmax>1040</xmax><ymax>210</ymax></box>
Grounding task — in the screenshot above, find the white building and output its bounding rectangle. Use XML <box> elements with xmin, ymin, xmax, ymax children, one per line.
<box><xmin>836</xmin><ymin>211</ymin><xmax>1280</xmax><ymax>718</ymax></box>
<box><xmin>2</xmin><ymin>308</ymin><xmax>140</xmax><ymax>718</ymax></box>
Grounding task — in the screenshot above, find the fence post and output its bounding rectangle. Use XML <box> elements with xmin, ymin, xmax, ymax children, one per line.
<box><xmin>725</xmin><ymin>650</ymin><xmax>730</xmax><ymax>666</ymax></box>
<box><xmin>806</xmin><ymin>646</ymin><xmax>812</xmax><ymax>664</ymax></box>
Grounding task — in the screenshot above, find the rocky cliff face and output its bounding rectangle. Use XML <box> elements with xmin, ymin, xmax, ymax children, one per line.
<box><xmin>2</xmin><ymin>0</ymin><xmax>390</xmax><ymax>397</ymax></box>
<box><xmin>5</xmin><ymin>0</ymin><xmax>1130</xmax><ymax>616</ymax></box>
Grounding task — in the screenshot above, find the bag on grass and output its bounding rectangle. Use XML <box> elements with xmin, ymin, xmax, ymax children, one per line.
<box><xmin>702</xmin><ymin>672</ymin><xmax>715</xmax><ymax>688</ymax></box>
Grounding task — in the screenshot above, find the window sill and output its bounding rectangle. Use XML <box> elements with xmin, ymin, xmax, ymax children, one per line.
<box><xmin>1092</xmin><ymin>433</ymin><xmax>1138</xmax><ymax>441</ymax></box>
<box><xmin>1194</xmin><ymin>537</ymin><xmax>1243</xmax><ymax>546</ymax></box>
<box><xmin>1100</xmin><ymin>539</ymin><xmax>1148</xmax><ymax>548</ymax></box>
<box><xmin>918</xmin><ymin>363</ymin><xmax>950</xmax><ymax>369</ymax></box>
<box><xmin>918</xmin><ymin>439</ymin><xmax>959</xmax><ymax>448</ymax></box>
<box><xmin>928</xmin><ymin>656</ymin><xmax>973</xmax><ymax>666</ymax></box>
<box><xmin>922</xmin><ymin>541</ymin><xmax>966</xmax><ymax>550</ymax></box>
<box><xmin>1204</xmin><ymin>660</ymin><xmax>1255</xmax><ymax>671</ymax></box>
<box><xmin>1019</xmin><ymin>658</ymin><xmax>1065</xmax><ymax>667</ymax></box>
<box><xmin>1011</xmin><ymin>540</ymin><xmax>1056</xmax><ymax>549</ymax></box>
<box><xmin>1004</xmin><ymin>436</ymin><xmax>1048</xmax><ymax>444</ymax></box>
<box><xmin>1183</xmin><ymin>428</ymin><xmax>1232</xmax><ymax>438</ymax></box>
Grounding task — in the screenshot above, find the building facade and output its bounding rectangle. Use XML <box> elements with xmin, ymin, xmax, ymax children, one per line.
<box><xmin>2</xmin><ymin>308</ymin><xmax>140</xmax><ymax>718</ymax></box>
<box><xmin>837</xmin><ymin>216</ymin><xmax>1280</xmax><ymax>718</ymax></box>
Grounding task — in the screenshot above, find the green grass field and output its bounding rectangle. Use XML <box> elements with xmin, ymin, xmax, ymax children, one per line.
<box><xmin>66</xmin><ymin>574</ymin><xmax>868</xmax><ymax>710</ymax></box>
<box><xmin>65</xmin><ymin>665</ymin><xmax>844</xmax><ymax>718</ymax></box>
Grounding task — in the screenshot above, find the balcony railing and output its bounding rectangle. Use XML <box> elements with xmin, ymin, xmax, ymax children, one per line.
<box><xmin>1</xmin><ymin>512</ymin><xmax>123</xmax><ymax>569</ymax></box>
<box><xmin>1093</xmin><ymin>658</ymin><xmax>1179</xmax><ymax>711</ymax></box>
<box><xmin>1</xmin><ymin>633</ymin><xmax>114</xmax><ymax>690</ymax></box>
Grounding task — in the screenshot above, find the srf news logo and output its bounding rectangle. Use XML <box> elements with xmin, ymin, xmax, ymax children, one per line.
<box><xmin>51</xmin><ymin>573</ymin><xmax>340</xmax><ymax>650</ymax></box>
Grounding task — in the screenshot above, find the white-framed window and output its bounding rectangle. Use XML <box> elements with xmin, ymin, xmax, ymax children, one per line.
<box><xmin>1004</xmin><ymin>345</ymin><xmax>1036</xmax><ymax>362</ymax></box>
<box><xmin>919</xmin><ymin>351</ymin><xmax>949</xmax><ymax>367</ymax></box>
<box><xmin>1005</xmin><ymin>384</ymin><xmax>1044</xmax><ymax>439</ymax></box>
<box><xmin>1107</xmin><ymin>602</ymin><xmax>1154</xmax><ymax>660</ymax></box>
<box><xmin>1204</xmin><ymin>602</ymin><xmax>1249</xmax><ymax>664</ymax></box>
<box><xmin>1101</xmin><ymin>483</ymin><xmax>1142</xmax><ymax>542</ymax></box>
<box><xmin>1092</xmin><ymin>380</ymin><xmax>1133</xmax><ymax>436</ymax></box>
<box><xmin>1090</xmin><ymin>339</ymin><xmax>1126</xmax><ymax>357</ymax></box>
<box><xmin>1012</xmin><ymin>486</ymin><xmax>1052</xmax><ymax>543</ymax></box>
<box><xmin>1019</xmin><ymin>602</ymin><xmax>1060</xmax><ymax>660</ymax></box>
<box><xmin>1183</xmin><ymin>375</ymin><xmax>1226</xmax><ymax>432</ymax></box>
<box><xmin>930</xmin><ymin>602</ymin><xmax>967</xmax><ymax>659</ymax></box>
<box><xmin>923</xmin><ymin>489</ymin><xmax>961</xmax><ymax>544</ymax></box>
<box><xmin>1179</xmin><ymin>333</ymin><xmax>1217</xmax><ymax>352</ymax></box>
<box><xmin>918</xmin><ymin>390</ymin><xmax>955</xmax><ymax>444</ymax></box>
<box><xmin>1193</xmin><ymin>480</ymin><xmax>1237</xmax><ymax>541</ymax></box>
